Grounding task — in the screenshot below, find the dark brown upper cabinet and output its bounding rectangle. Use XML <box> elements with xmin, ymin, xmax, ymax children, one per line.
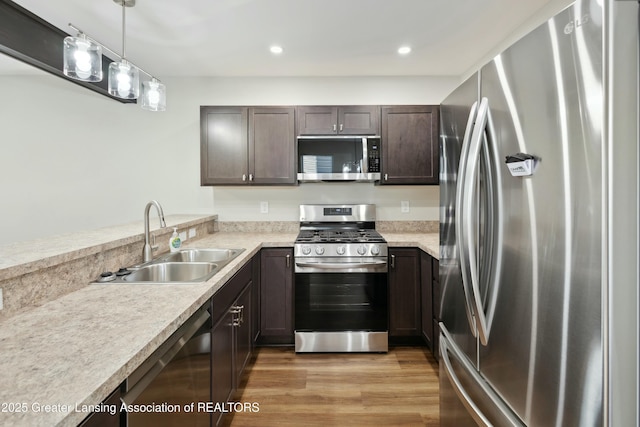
<box><xmin>297</xmin><ymin>106</ymin><xmax>380</xmax><ymax>135</ymax></box>
<box><xmin>200</xmin><ymin>106</ymin><xmax>296</xmax><ymax>185</ymax></box>
<box><xmin>380</xmin><ymin>105</ymin><xmax>439</xmax><ymax>185</ymax></box>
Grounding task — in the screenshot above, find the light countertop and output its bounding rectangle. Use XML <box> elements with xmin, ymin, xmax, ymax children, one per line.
<box><xmin>0</xmin><ymin>231</ymin><xmax>437</xmax><ymax>427</ymax></box>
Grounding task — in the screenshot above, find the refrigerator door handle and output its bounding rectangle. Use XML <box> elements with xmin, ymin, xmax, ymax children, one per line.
<box><xmin>455</xmin><ymin>100</ymin><xmax>480</xmax><ymax>335</ymax></box>
<box><xmin>440</xmin><ymin>324</ymin><xmax>524</xmax><ymax>427</ymax></box>
<box><xmin>462</xmin><ymin>97</ymin><xmax>491</xmax><ymax>345</ymax></box>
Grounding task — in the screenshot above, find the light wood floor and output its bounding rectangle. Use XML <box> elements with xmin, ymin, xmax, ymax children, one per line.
<box><xmin>224</xmin><ymin>346</ymin><xmax>440</xmax><ymax>427</ymax></box>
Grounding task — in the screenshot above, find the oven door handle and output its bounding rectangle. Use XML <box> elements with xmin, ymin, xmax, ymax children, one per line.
<box><xmin>121</xmin><ymin>307</ymin><xmax>210</xmax><ymax>406</ymax></box>
<box><xmin>295</xmin><ymin>261</ymin><xmax>388</xmax><ymax>269</ymax></box>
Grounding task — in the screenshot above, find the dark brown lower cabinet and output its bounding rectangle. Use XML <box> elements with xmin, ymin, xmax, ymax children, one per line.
<box><xmin>234</xmin><ymin>284</ymin><xmax>253</xmax><ymax>381</ymax></box>
<box><xmin>431</xmin><ymin>258</ymin><xmax>440</xmax><ymax>360</ymax></box>
<box><xmin>258</xmin><ymin>248</ymin><xmax>294</xmax><ymax>345</ymax></box>
<box><xmin>211</xmin><ymin>259</ymin><xmax>254</xmax><ymax>426</ymax></box>
<box><xmin>421</xmin><ymin>251</ymin><xmax>434</xmax><ymax>350</ymax></box>
<box><xmin>211</xmin><ymin>307</ymin><xmax>234</xmax><ymax>427</ymax></box>
<box><xmin>389</xmin><ymin>248</ymin><xmax>422</xmax><ymax>342</ymax></box>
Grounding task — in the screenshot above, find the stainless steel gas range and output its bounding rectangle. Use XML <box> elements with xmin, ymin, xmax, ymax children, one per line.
<box><xmin>294</xmin><ymin>204</ymin><xmax>388</xmax><ymax>353</ymax></box>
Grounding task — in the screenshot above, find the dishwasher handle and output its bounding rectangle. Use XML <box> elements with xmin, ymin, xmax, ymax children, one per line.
<box><xmin>121</xmin><ymin>307</ymin><xmax>211</xmax><ymax>406</ymax></box>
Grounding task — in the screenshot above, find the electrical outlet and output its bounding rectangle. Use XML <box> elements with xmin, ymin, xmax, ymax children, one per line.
<box><xmin>188</xmin><ymin>228</ymin><xmax>196</xmax><ymax>239</ymax></box>
<box><xmin>260</xmin><ymin>201</ymin><xmax>269</xmax><ymax>214</ymax></box>
<box><xmin>401</xmin><ymin>201</ymin><xmax>410</xmax><ymax>213</ymax></box>
<box><xmin>179</xmin><ymin>231</ymin><xmax>187</xmax><ymax>242</ymax></box>
<box><xmin>0</xmin><ymin>288</ymin><xmax>3</xmax><ymax>311</ymax></box>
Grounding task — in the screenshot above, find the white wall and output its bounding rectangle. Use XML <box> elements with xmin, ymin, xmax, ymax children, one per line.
<box><xmin>0</xmin><ymin>71</ymin><xmax>457</xmax><ymax>244</ymax></box>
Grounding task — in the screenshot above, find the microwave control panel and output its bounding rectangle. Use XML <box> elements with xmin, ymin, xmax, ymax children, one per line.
<box><xmin>368</xmin><ymin>140</ymin><xmax>381</xmax><ymax>172</ymax></box>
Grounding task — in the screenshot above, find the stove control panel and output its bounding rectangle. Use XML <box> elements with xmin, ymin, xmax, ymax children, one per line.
<box><xmin>295</xmin><ymin>243</ymin><xmax>388</xmax><ymax>258</ymax></box>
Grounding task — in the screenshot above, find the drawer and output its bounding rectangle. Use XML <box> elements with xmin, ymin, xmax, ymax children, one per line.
<box><xmin>212</xmin><ymin>259</ymin><xmax>253</xmax><ymax>324</ymax></box>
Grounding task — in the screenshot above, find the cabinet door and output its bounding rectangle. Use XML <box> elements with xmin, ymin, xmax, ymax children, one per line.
<box><xmin>249</xmin><ymin>107</ymin><xmax>296</xmax><ymax>184</ymax></box>
<box><xmin>252</xmin><ymin>253</ymin><xmax>261</xmax><ymax>344</ymax></box>
<box><xmin>432</xmin><ymin>258</ymin><xmax>441</xmax><ymax>360</ymax></box>
<box><xmin>259</xmin><ymin>248</ymin><xmax>294</xmax><ymax>344</ymax></box>
<box><xmin>421</xmin><ymin>251</ymin><xmax>434</xmax><ymax>349</ymax></box>
<box><xmin>297</xmin><ymin>106</ymin><xmax>380</xmax><ymax>135</ymax></box>
<box><xmin>200</xmin><ymin>106</ymin><xmax>249</xmax><ymax>185</ymax></box>
<box><xmin>297</xmin><ymin>106</ymin><xmax>338</xmax><ymax>135</ymax></box>
<box><xmin>338</xmin><ymin>106</ymin><xmax>380</xmax><ymax>135</ymax></box>
<box><xmin>234</xmin><ymin>283</ymin><xmax>253</xmax><ymax>383</ymax></box>
<box><xmin>381</xmin><ymin>105</ymin><xmax>439</xmax><ymax>184</ymax></box>
<box><xmin>389</xmin><ymin>248</ymin><xmax>421</xmax><ymax>337</ymax></box>
<box><xmin>211</xmin><ymin>310</ymin><xmax>234</xmax><ymax>427</ymax></box>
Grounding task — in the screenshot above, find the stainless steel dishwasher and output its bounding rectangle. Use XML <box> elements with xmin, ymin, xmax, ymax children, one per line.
<box><xmin>122</xmin><ymin>303</ymin><xmax>211</xmax><ymax>427</ymax></box>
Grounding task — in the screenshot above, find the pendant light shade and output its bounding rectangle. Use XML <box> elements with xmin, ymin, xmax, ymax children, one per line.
<box><xmin>63</xmin><ymin>33</ymin><xmax>103</xmax><ymax>82</ymax></box>
<box><xmin>64</xmin><ymin>0</ymin><xmax>167</xmax><ymax>111</ymax></box>
<box><xmin>141</xmin><ymin>78</ymin><xmax>166</xmax><ymax>111</ymax></box>
<box><xmin>108</xmin><ymin>60</ymin><xmax>139</xmax><ymax>99</ymax></box>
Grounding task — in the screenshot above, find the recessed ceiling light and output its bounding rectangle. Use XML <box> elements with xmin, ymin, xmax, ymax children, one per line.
<box><xmin>398</xmin><ymin>46</ymin><xmax>412</xmax><ymax>55</ymax></box>
<box><xmin>270</xmin><ymin>45</ymin><xmax>284</xmax><ymax>54</ymax></box>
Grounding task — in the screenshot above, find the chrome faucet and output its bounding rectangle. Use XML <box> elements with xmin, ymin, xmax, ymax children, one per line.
<box><xmin>143</xmin><ymin>200</ymin><xmax>167</xmax><ymax>262</ymax></box>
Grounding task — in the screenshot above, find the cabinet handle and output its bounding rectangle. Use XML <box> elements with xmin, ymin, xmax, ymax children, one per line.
<box><xmin>249</xmin><ymin>174</ymin><xmax>254</xmax><ymax>182</ymax></box>
<box><xmin>339</xmin><ymin>123</ymin><xmax>343</xmax><ymax>132</ymax></box>
<box><xmin>333</xmin><ymin>124</ymin><xmax>337</xmax><ymax>132</ymax></box>
<box><xmin>230</xmin><ymin>305</ymin><xmax>244</xmax><ymax>326</ymax></box>
<box><xmin>286</xmin><ymin>254</ymin><xmax>291</xmax><ymax>268</ymax></box>
<box><xmin>384</xmin><ymin>173</ymin><xmax>388</xmax><ymax>181</ymax></box>
<box><xmin>391</xmin><ymin>254</ymin><xmax>395</xmax><ymax>269</ymax></box>
<box><xmin>242</xmin><ymin>174</ymin><xmax>247</xmax><ymax>182</ymax></box>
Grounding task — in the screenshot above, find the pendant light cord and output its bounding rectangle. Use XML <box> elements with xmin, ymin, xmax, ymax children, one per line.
<box><xmin>121</xmin><ymin>0</ymin><xmax>126</xmax><ymax>60</ymax></box>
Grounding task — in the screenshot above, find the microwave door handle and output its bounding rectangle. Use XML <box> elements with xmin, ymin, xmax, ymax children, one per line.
<box><xmin>362</xmin><ymin>137</ymin><xmax>369</xmax><ymax>173</ymax></box>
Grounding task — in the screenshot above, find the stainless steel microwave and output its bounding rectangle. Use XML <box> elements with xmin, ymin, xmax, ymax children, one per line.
<box><xmin>297</xmin><ymin>136</ymin><xmax>381</xmax><ymax>182</ymax></box>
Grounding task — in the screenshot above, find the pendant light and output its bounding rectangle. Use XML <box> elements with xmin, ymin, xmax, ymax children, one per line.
<box><xmin>141</xmin><ymin>78</ymin><xmax>167</xmax><ymax>111</ymax></box>
<box><xmin>108</xmin><ymin>0</ymin><xmax>139</xmax><ymax>99</ymax></box>
<box><xmin>64</xmin><ymin>0</ymin><xmax>166</xmax><ymax>111</ymax></box>
<box><xmin>63</xmin><ymin>32</ymin><xmax>103</xmax><ymax>82</ymax></box>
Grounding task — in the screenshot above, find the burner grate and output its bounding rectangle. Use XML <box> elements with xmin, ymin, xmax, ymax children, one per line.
<box><xmin>296</xmin><ymin>229</ymin><xmax>385</xmax><ymax>243</ymax></box>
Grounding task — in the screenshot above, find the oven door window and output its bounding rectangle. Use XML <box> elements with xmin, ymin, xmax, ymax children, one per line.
<box><xmin>295</xmin><ymin>272</ymin><xmax>388</xmax><ymax>331</ymax></box>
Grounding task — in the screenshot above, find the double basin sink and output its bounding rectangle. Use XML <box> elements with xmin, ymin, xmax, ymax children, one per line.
<box><xmin>97</xmin><ymin>248</ymin><xmax>245</xmax><ymax>284</ymax></box>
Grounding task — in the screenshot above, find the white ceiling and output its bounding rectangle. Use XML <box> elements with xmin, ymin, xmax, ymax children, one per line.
<box><xmin>7</xmin><ymin>0</ymin><xmax>569</xmax><ymax>78</ymax></box>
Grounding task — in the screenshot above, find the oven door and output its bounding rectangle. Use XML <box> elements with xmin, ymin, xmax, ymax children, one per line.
<box><xmin>295</xmin><ymin>257</ymin><xmax>388</xmax><ymax>342</ymax></box>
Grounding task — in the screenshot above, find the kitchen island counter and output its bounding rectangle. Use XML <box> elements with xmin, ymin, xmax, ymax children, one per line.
<box><xmin>0</xmin><ymin>230</ymin><xmax>437</xmax><ymax>426</ymax></box>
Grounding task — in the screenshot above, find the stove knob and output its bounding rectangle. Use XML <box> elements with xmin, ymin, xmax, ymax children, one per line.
<box><xmin>336</xmin><ymin>245</ymin><xmax>346</xmax><ymax>255</ymax></box>
<box><xmin>357</xmin><ymin>245</ymin><xmax>367</xmax><ymax>256</ymax></box>
<box><xmin>301</xmin><ymin>245</ymin><xmax>311</xmax><ymax>255</ymax></box>
<box><xmin>315</xmin><ymin>246</ymin><xmax>325</xmax><ymax>255</ymax></box>
<box><xmin>370</xmin><ymin>245</ymin><xmax>380</xmax><ymax>256</ymax></box>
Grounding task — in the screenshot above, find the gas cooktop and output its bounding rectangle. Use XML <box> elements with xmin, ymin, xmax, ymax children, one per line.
<box><xmin>295</xmin><ymin>229</ymin><xmax>385</xmax><ymax>244</ymax></box>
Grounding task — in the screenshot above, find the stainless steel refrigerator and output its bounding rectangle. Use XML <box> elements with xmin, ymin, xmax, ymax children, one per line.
<box><xmin>439</xmin><ymin>0</ymin><xmax>639</xmax><ymax>425</ymax></box>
